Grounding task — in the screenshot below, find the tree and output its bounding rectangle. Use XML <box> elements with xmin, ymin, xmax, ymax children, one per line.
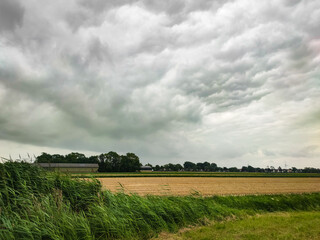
<box><xmin>107</xmin><ymin>151</ymin><xmax>121</xmax><ymax>172</ymax></box>
<box><xmin>228</xmin><ymin>167</ymin><xmax>239</xmax><ymax>172</ymax></box>
<box><xmin>88</xmin><ymin>155</ymin><xmax>99</xmax><ymax>164</ymax></box>
<box><xmin>247</xmin><ymin>165</ymin><xmax>255</xmax><ymax>172</ymax></box>
<box><xmin>97</xmin><ymin>153</ymin><xmax>112</xmax><ymax>172</ymax></box>
<box><xmin>154</xmin><ymin>165</ymin><xmax>160</xmax><ymax>171</ymax></box>
<box><xmin>184</xmin><ymin>161</ymin><xmax>196</xmax><ymax>171</ymax></box>
<box><xmin>65</xmin><ymin>152</ymin><xmax>87</xmax><ymax>163</ymax></box>
<box><xmin>36</xmin><ymin>152</ymin><xmax>52</xmax><ymax>163</ymax></box>
<box><xmin>120</xmin><ymin>153</ymin><xmax>141</xmax><ymax>172</ymax></box>
<box><xmin>51</xmin><ymin>154</ymin><xmax>65</xmax><ymax>163</ymax></box>
<box><xmin>241</xmin><ymin>166</ymin><xmax>248</xmax><ymax>172</ymax></box>
<box><xmin>173</xmin><ymin>164</ymin><xmax>183</xmax><ymax>171</ymax></box>
<box><xmin>203</xmin><ymin>162</ymin><xmax>210</xmax><ymax>171</ymax></box>
<box><xmin>209</xmin><ymin>163</ymin><xmax>218</xmax><ymax>172</ymax></box>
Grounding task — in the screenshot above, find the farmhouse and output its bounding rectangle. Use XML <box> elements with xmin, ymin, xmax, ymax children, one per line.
<box><xmin>36</xmin><ymin>163</ymin><xmax>99</xmax><ymax>173</ymax></box>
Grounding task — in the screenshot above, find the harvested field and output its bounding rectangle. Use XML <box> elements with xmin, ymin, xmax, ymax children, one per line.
<box><xmin>98</xmin><ymin>177</ymin><xmax>320</xmax><ymax>196</ymax></box>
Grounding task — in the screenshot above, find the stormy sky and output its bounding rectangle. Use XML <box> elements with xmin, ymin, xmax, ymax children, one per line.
<box><xmin>0</xmin><ymin>0</ymin><xmax>319</xmax><ymax>167</ymax></box>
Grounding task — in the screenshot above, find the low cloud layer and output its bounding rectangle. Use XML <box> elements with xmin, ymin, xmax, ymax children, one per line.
<box><xmin>0</xmin><ymin>0</ymin><xmax>319</xmax><ymax>167</ymax></box>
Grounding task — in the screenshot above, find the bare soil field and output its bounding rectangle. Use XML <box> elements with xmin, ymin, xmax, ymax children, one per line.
<box><xmin>98</xmin><ymin>177</ymin><xmax>320</xmax><ymax>196</ymax></box>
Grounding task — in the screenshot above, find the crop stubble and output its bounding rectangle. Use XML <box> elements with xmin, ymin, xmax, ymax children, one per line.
<box><xmin>98</xmin><ymin>177</ymin><xmax>320</xmax><ymax>196</ymax></box>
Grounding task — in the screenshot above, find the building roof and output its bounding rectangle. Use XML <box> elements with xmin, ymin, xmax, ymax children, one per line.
<box><xmin>140</xmin><ymin>166</ymin><xmax>152</xmax><ymax>170</ymax></box>
<box><xmin>35</xmin><ymin>163</ymin><xmax>99</xmax><ymax>168</ymax></box>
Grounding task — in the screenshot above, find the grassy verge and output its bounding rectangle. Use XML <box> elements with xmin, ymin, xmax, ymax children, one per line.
<box><xmin>72</xmin><ymin>171</ymin><xmax>320</xmax><ymax>178</ymax></box>
<box><xmin>1</xmin><ymin>162</ymin><xmax>320</xmax><ymax>240</ymax></box>
<box><xmin>155</xmin><ymin>211</ymin><xmax>320</xmax><ymax>240</ymax></box>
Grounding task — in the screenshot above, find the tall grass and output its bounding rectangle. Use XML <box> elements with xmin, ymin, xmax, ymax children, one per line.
<box><xmin>1</xmin><ymin>162</ymin><xmax>320</xmax><ymax>240</ymax></box>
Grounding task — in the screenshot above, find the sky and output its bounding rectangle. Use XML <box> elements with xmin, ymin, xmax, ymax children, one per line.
<box><xmin>0</xmin><ymin>0</ymin><xmax>319</xmax><ymax>168</ymax></box>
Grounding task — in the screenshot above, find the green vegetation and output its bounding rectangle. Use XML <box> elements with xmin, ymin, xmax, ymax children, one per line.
<box><xmin>34</xmin><ymin>152</ymin><xmax>320</xmax><ymax>174</ymax></box>
<box><xmin>36</xmin><ymin>151</ymin><xmax>141</xmax><ymax>172</ymax></box>
<box><xmin>157</xmin><ymin>211</ymin><xmax>320</xmax><ymax>240</ymax></box>
<box><xmin>1</xmin><ymin>162</ymin><xmax>320</xmax><ymax>240</ymax></box>
<box><xmin>72</xmin><ymin>171</ymin><xmax>320</xmax><ymax>178</ymax></box>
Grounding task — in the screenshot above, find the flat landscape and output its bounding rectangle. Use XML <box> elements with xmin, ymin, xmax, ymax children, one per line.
<box><xmin>98</xmin><ymin>177</ymin><xmax>320</xmax><ymax>196</ymax></box>
<box><xmin>74</xmin><ymin>171</ymin><xmax>320</xmax><ymax>178</ymax></box>
<box><xmin>2</xmin><ymin>162</ymin><xmax>320</xmax><ymax>240</ymax></box>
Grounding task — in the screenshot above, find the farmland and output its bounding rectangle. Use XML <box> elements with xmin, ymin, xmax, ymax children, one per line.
<box><xmin>1</xmin><ymin>162</ymin><xmax>320</xmax><ymax>240</ymax></box>
<box><xmin>73</xmin><ymin>171</ymin><xmax>320</xmax><ymax>178</ymax></box>
<box><xmin>97</xmin><ymin>177</ymin><xmax>320</xmax><ymax>196</ymax></box>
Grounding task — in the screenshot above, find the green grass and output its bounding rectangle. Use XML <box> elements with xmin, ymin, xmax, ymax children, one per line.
<box><xmin>159</xmin><ymin>211</ymin><xmax>320</xmax><ymax>240</ymax></box>
<box><xmin>72</xmin><ymin>171</ymin><xmax>320</xmax><ymax>178</ymax></box>
<box><xmin>1</xmin><ymin>162</ymin><xmax>320</xmax><ymax>240</ymax></box>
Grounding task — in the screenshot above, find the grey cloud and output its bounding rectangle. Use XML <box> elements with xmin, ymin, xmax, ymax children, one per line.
<box><xmin>79</xmin><ymin>0</ymin><xmax>133</xmax><ymax>13</ymax></box>
<box><xmin>0</xmin><ymin>0</ymin><xmax>319</xmax><ymax>166</ymax></box>
<box><xmin>0</xmin><ymin>0</ymin><xmax>24</xmax><ymax>32</ymax></box>
<box><xmin>283</xmin><ymin>0</ymin><xmax>301</xmax><ymax>7</ymax></box>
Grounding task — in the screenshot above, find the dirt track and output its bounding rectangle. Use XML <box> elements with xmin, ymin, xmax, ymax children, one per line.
<box><xmin>98</xmin><ymin>177</ymin><xmax>320</xmax><ymax>196</ymax></box>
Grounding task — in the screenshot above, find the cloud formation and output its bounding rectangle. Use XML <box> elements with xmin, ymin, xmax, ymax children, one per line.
<box><xmin>0</xmin><ymin>0</ymin><xmax>319</xmax><ymax>167</ymax></box>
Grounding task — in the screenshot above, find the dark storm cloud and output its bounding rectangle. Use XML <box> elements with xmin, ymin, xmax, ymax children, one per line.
<box><xmin>0</xmin><ymin>0</ymin><xmax>24</xmax><ymax>32</ymax></box>
<box><xmin>0</xmin><ymin>0</ymin><xmax>319</xmax><ymax>167</ymax></box>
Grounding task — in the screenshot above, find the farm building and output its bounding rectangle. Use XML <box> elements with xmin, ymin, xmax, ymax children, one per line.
<box><xmin>140</xmin><ymin>165</ymin><xmax>153</xmax><ymax>172</ymax></box>
<box><xmin>36</xmin><ymin>163</ymin><xmax>99</xmax><ymax>173</ymax></box>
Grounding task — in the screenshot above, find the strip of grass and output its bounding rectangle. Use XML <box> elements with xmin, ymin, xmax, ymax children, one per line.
<box><xmin>1</xmin><ymin>162</ymin><xmax>320</xmax><ymax>240</ymax></box>
<box><xmin>72</xmin><ymin>171</ymin><xmax>320</xmax><ymax>178</ymax></box>
<box><xmin>156</xmin><ymin>211</ymin><xmax>320</xmax><ymax>240</ymax></box>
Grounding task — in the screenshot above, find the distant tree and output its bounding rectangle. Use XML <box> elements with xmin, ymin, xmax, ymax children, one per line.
<box><xmin>256</xmin><ymin>168</ymin><xmax>265</xmax><ymax>172</ymax></box>
<box><xmin>154</xmin><ymin>165</ymin><xmax>160</xmax><ymax>171</ymax></box>
<box><xmin>107</xmin><ymin>151</ymin><xmax>121</xmax><ymax>172</ymax></box>
<box><xmin>163</xmin><ymin>164</ymin><xmax>170</xmax><ymax>171</ymax></box>
<box><xmin>51</xmin><ymin>154</ymin><xmax>65</xmax><ymax>163</ymax></box>
<box><xmin>203</xmin><ymin>162</ymin><xmax>210</xmax><ymax>171</ymax></box>
<box><xmin>88</xmin><ymin>155</ymin><xmax>99</xmax><ymax>164</ymax></box>
<box><xmin>228</xmin><ymin>167</ymin><xmax>239</xmax><ymax>172</ymax></box>
<box><xmin>97</xmin><ymin>153</ymin><xmax>112</xmax><ymax>172</ymax></box>
<box><xmin>65</xmin><ymin>152</ymin><xmax>87</xmax><ymax>163</ymax></box>
<box><xmin>209</xmin><ymin>163</ymin><xmax>218</xmax><ymax>172</ymax></box>
<box><xmin>35</xmin><ymin>151</ymin><xmax>143</xmax><ymax>172</ymax></box>
<box><xmin>184</xmin><ymin>161</ymin><xmax>196</xmax><ymax>171</ymax></box>
<box><xmin>247</xmin><ymin>165</ymin><xmax>255</xmax><ymax>172</ymax></box>
<box><xmin>120</xmin><ymin>153</ymin><xmax>141</xmax><ymax>172</ymax></box>
<box><xmin>241</xmin><ymin>166</ymin><xmax>248</xmax><ymax>172</ymax></box>
<box><xmin>165</xmin><ymin>163</ymin><xmax>183</xmax><ymax>171</ymax></box>
<box><xmin>174</xmin><ymin>164</ymin><xmax>183</xmax><ymax>171</ymax></box>
<box><xmin>302</xmin><ymin>167</ymin><xmax>320</xmax><ymax>173</ymax></box>
<box><xmin>36</xmin><ymin>152</ymin><xmax>53</xmax><ymax>163</ymax></box>
<box><xmin>196</xmin><ymin>162</ymin><xmax>204</xmax><ymax>171</ymax></box>
<box><xmin>159</xmin><ymin>165</ymin><xmax>165</xmax><ymax>171</ymax></box>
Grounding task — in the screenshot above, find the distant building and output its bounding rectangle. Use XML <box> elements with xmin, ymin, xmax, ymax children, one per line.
<box><xmin>140</xmin><ymin>166</ymin><xmax>153</xmax><ymax>172</ymax></box>
<box><xmin>36</xmin><ymin>163</ymin><xmax>99</xmax><ymax>173</ymax></box>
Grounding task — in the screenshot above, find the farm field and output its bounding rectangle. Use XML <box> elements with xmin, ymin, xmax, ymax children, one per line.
<box><xmin>98</xmin><ymin>177</ymin><xmax>320</xmax><ymax>196</ymax></box>
<box><xmin>74</xmin><ymin>171</ymin><xmax>320</xmax><ymax>178</ymax></box>
<box><xmin>2</xmin><ymin>162</ymin><xmax>320</xmax><ymax>239</ymax></box>
<box><xmin>155</xmin><ymin>211</ymin><xmax>320</xmax><ymax>240</ymax></box>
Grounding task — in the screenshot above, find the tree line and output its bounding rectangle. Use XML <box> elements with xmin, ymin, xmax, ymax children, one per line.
<box><xmin>35</xmin><ymin>152</ymin><xmax>320</xmax><ymax>173</ymax></box>
<box><xmin>148</xmin><ymin>161</ymin><xmax>320</xmax><ymax>173</ymax></box>
<box><xmin>35</xmin><ymin>152</ymin><xmax>141</xmax><ymax>172</ymax></box>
